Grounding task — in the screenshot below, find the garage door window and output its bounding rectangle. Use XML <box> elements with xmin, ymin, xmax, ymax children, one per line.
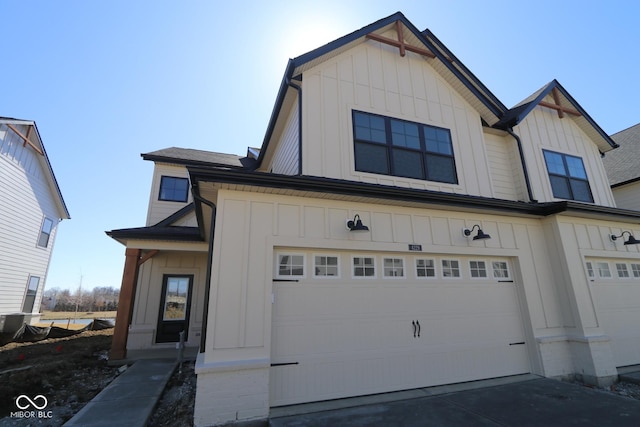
<box><xmin>416</xmin><ymin>259</ymin><xmax>436</xmax><ymax>278</ymax></box>
<box><xmin>383</xmin><ymin>258</ymin><xmax>405</xmax><ymax>278</ymax></box>
<box><xmin>631</xmin><ymin>264</ymin><xmax>640</xmax><ymax>278</ymax></box>
<box><xmin>492</xmin><ymin>261</ymin><xmax>510</xmax><ymax>279</ymax></box>
<box><xmin>278</xmin><ymin>254</ymin><xmax>305</xmax><ymax>278</ymax></box>
<box><xmin>470</xmin><ymin>261</ymin><xmax>487</xmax><ymax>278</ymax></box>
<box><xmin>597</xmin><ymin>262</ymin><xmax>611</xmax><ymax>278</ymax></box>
<box><xmin>586</xmin><ymin>262</ymin><xmax>595</xmax><ymax>278</ymax></box>
<box><xmin>442</xmin><ymin>259</ymin><xmax>460</xmax><ymax>278</ymax></box>
<box><xmin>616</xmin><ymin>263</ymin><xmax>630</xmax><ymax>278</ymax></box>
<box><xmin>314</xmin><ymin>255</ymin><xmax>339</xmax><ymax>278</ymax></box>
<box><xmin>353</xmin><ymin>256</ymin><xmax>375</xmax><ymax>277</ymax></box>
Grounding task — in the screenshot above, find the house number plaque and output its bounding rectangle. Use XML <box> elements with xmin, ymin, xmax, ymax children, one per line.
<box><xmin>408</xmin><ymin>244</ymin><xmax>422</xmax><ymax>251</ymax></box>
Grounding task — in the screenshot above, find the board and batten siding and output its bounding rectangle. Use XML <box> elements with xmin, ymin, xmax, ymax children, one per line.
<box><xmin>266</xmin><ymin>106</ymin><xmax>299</xmax><ymax>175</ymax></box>
<box><xmin>0</xmin><ymin>124</ymin><xmax>60</xmax><ymax>315</ymax></box>
<box><xmin>514</xmin><ymin>105</ymin><xmax>616</xmax><ymax>206</ymax></box>
<box><xmin>484</xmin><ymin>132</ymin><xmax>523</xmax><ymax>201</ymax></box>
<box><xmin>146</xmin><ymin>163</ymin><xmax>192</xmax><ymax>226</ymax></box>
<box><xmin>611</xmin><ymin>183</ymin><xmax>640</xmax><ymax>211</ymax></box>
<box><xmin>300</xmin><ymin>37</ymin><xmax>494</xmax><ymax>198</ymax></box>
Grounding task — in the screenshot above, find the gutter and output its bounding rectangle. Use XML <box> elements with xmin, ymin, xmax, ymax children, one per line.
<box><xmin>506</xmin><ymin>128</ymin><xmax>537</xmax><ymax>203</ymax></box>
<box><xmin>191</xmin><ymin>184</ymin><xmax>217</xmax><ymax>354</ymax></box>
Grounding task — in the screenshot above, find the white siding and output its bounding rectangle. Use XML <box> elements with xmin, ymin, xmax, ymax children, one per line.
<box><xmin>301</xmin><ymin>40</ymin><xmax>493</xmax><ymax>197</ymax></box>
<box><xmin>514</xmin><ymin>105</ymin><xmax>616</xmax><ymax>206</ymax></box>
<box><xmin>0</xmin><ymin>124</ymin><xmax>60</xmax><ymax>315</ymax></box>
<box><xmin>146</xmin><ymin>163</ymin><xmax>192</xmax><ymax>226</ymax></box>
<box><xmin>612</xmin><ymin>182</ymin><xmax>640</xmax><ymax>211</ymax></box>
<box><xmin>484</xmin><ymin>132</ymin><xmax>522</xmax><ymax>201</ymax></box>
<box><xmin>267</xmin><ymin>106</ymin><xmax>299</xmax><ymax>175</ymax></box>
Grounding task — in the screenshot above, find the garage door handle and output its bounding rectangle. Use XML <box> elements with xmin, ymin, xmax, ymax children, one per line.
<box><xmin>412</xmin><ymin>321</ymin><xmax>416</xmax><ymax>338</ymax></box>
<box><xmin>416</xmin><ymin>320</ymin><xmax>421</xmax><ymax>337</ymax></box>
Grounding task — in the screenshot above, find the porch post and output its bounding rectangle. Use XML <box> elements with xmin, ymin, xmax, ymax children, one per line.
<box><xmin>109</xmin><ymin>248</ymin><xmax>141</xmax><ymax>360</ymax></box>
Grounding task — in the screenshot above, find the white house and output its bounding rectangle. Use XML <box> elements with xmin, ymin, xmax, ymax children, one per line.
<box><xmin>604</xmin><ymin>123</ymin><xmax>640</xmax><ymax>210</ymax></box>
<box><xmin>0</xmin><ymin>117</ymin><xmax>70</xmax><ymax>333</ymax></box>
<box><xmin>108</xmin><ymin>13</ymin><xmax>640</xmax><ymax>426</ymax></box>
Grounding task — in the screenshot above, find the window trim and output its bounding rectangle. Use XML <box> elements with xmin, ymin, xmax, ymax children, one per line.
<box><xmin>382</xmin><ymin>257</ymin><xmax>405</xmax><ymax>279</ymax></box>
<box><xmin>491</xmin><ymin>260</ymin><xmax>511</xmax><ymax>280</ymax></box>
<box><xmin>469</xmin><ymin>260</ymin><xmax>489</xmax><ymax>279</ymax></box>
<box><xmin>158</xmin><ymin>175</ymin><xmax>190</xmax><ymax>203</ymax></box>
<box><xmin>542</xmin><ymin>149</ymin><xmax>593</xmax><ymax>203</ymax></box>
<box><xmin>352</xmin><ymin>110</ymin><xmax>458</xmax><ymax>184</ymax></box>
<box><xmin>631</xmin><ymin>263</ymin><xmax>640</xmax><ymax>279</ymax></box>
<box><xmin>37</xmin><ymin>217</ymin><xmax>53</xmax><ymax>248</ymax></box>
<box><xmin>313</xmin><ymin>254</ymin><xmax>340</xmax><ymax>279</ymax></box>
<box><xmin>276</xmin><ymin>253</ymin><xmax>306</xmax><ymax>279</ymax></box>
<box><xmin>615</xmin><ymin>262</ymin><xmax>631</xmax><ymax>279</ymax></box>
<box><xmin>415</xmin><ymin>258</ymin><xmax>437</xmax><ymax>279</ymax></box>
<box><xmin>441</xmin><ymin>259</ymin><xmax>461</xmax><ymax>278</ymax></box>
<box><xmin>22</xmin><ymin>276</ymin><xmax>40</xmax><ymax>313</ymax></box>
<box><xmin>596</xmin><ymin>261</ymin><xmax>612</xmax><ymax>278</ymax></box>
<box><xmin>352</xmin><ymin>255</ymin><xmax>376</xmax><ymax>279</ymax></box>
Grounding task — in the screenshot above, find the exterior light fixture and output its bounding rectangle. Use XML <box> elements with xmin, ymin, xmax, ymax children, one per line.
<box><xmin>346</xmin><ymin>214</ymin><xmax>369</xmax><ymax>232</ymax></box>
<box><xmin>462</xmin><ymin>224</ymin><xmax>491</xmax><ymax>241</ymax></box>
<box><xmin>610</xmin><ymin>231</ymin><xmax>640</xmax><ymax>245</ymax></box>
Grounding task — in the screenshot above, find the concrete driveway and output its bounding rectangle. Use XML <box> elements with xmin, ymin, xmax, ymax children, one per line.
<box><xmin>270</xmin><ymin>376</ymin><xmax>640</xmax><ymax>426</ymax></box>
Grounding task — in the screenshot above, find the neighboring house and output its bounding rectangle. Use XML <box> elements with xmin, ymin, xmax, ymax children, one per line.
<box><xmin>0</xmin><ymin>117</ymin><xmax>70</xmax><ymax>332</ymax></box>
<box><xmin>108</xmin><ymin>13</ymin><xmax>640</xmax><ymax>427</ymax></box>
<box><xmin>604</xmin><ymin>123</ymin><xmax>640</xmax><ymax>210</ymax></box>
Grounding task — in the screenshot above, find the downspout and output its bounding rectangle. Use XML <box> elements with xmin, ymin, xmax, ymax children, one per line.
<box><xmin>506</xmin><ymin>127</ymin><xmax>537</xmax><ymax>203</ymax></box>
<box><xmin>192</xmin><ymin>189</ymin><xmax>216</xmax><ymax>353</ymax></box>
<box><xmin>287</xmin><ymin>80</ymin><xmax>303</xmax><ymax>175</ymax></box>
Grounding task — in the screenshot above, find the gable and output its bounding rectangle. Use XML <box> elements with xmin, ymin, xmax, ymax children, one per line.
<box><xmin>605</xmin><ymin>123</ymin><xmax>640</xmax><ymax>187</ymax></box>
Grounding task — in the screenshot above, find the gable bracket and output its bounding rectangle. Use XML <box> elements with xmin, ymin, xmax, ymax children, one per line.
<box><xmin>6</xmin><ymin>124</ymin><xmax>44</xmax><ymax>156</ymax></box>
<box><xmin>366</xmin><ymin>20</ymin><xmax>446</xmax><ymax>60</ymax></box>
<box><xmin>538</xmin><ymin>88</ymin><xmax>581</xmax><ymax>118</ymax></box>
<box><xmin>137</xmin><ymin>249</ymin><xmax>159</xmax><ymax>266</ymax></box>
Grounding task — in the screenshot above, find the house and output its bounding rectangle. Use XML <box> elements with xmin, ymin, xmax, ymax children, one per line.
<box><xmin>0</xmin><ymin>117</ymin><xmax>69</xmax><ymax>333</ymax></box>
<box><xmin>604</xmin><ymin>123</ymin><xmax>640</xmax><ymax>210</ymax></box>
<box><xmin>107</xmin><ymin>12</ymin><xmax>640</xmax><ymax>426</ymax></box>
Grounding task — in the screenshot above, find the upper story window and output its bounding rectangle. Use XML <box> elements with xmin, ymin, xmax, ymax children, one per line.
<box><xmin>37</xmin><ymin>217</ymin><xmax>53</xmax><ymax>248</ymax></box>
<box><xmin>352</xmin><ymin>111</ymin><xmax>457</xmax><ymax>184</ymax></box>
<box><xmin>159</xmin><ymin>176</ymin><xmax>189</xmax><ymax>202</ymax></box>
<box><xmin>542</xmin><ymin>150</ymin><xmax>593</xmax><ymax>203</ymax></box>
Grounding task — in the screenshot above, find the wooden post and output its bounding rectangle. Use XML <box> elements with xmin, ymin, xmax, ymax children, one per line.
<box><xmin>109</xmin><ymin>248</ymin><xmax>141</xmax><ymax>360</ymax></box>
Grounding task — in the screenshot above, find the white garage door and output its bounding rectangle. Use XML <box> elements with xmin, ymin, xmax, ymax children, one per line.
<box><xmin>270</xmin><ymin>251</ymin><xmax>530</xmax><ymax>407</ymax></box>
<box><xmin>589</xmin><ymin>259</ymin><xmax>640</xmax><ymax>367</ymax></box>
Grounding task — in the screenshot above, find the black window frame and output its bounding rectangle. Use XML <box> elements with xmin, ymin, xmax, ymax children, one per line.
<box><xmin>352</xmin><ymin>110</ymin><xmax>458</xmax><ymax>184</ymax></box>
<box><xmin>542</xmin><ymin>149</ymin><xmax>593</xmax><ymax>203</ymax></box>
<box><xmin>37</xmin><ymin>217</ymin><xmax>53</xmax><ymax>248</ymax></box>
<box><xmin>22</xmin><ymin>276</ymin><xmax>40</xmax><ymax>313</ymax></box>
<box><xmin>158</xmin><ymin>176</ymin><xmax>190</xmax><ymax>203</ymax></box>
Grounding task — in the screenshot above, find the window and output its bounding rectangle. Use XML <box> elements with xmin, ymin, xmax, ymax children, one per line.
<box><xmin>631</xmin><ymin>264</ymin><xmax>640</xmax><ymax>278</ymax></box>
<box><xmin>441</xmin><ymin>259</ymin><xmax>460</xmax><ymax>278</ymax></box>
<box><xmin>353</xmin><ymin>256</ymin><xmax>375</xmax><ymax>277</ymax></box>
<box><xmin>416</xmin><ymin>259</ymin><xmax>436</xmax><ymax>278</ymax></box>
<box><xmin>159</xmin><ymin>176</ymin><xmax>189</xmax><ymax>202</ymax></box>
<box><xmin>596</xmin><ymin>262</ymin><xmax>611</xmax><ymax>278</ymax></box>
<box><xmin>22</xmin><ymin>276</ymin><xmax>40</xmax><ymax>313</ymax></box>
<box><xmin>470</xmin><ymin>260</ymin><xmax>488</xmax><ymax>278</ymax></box>
<box><xmin>616</xmin><ymin>263</ymin><xmax>630</xmax><ymax>278</ymax></box>
<box><xmin>492</xmin><ymin>261</ymin><xmax>510</xmax><ymax>279</ymax></box>
<box><xmin>586</xmin><ymin>262</ymin><xmax>595</xmax><ymax>278</ymax></box>
<box><xmin>542</xmin><ymin>150</ymin><xmax>593</xmax><ymax>202</ymax></box>
<box><xmin>277</xmin><ymin>254</ymin><xmax>305</xmax><ymax>277</ymax></box>
<box><xmin>314</xmin><ymin>255</ymin><xmax>339</xmax><ymax>277</ymax></box>
<box><xmin>38</xmin><ymin>217</ymin><xmax>53</xmax><ymax>248</ymax></box>
<box><xmin>353</xmin><ymin>111</ymin><xmax>457</xmax><ymax>184</ymax></box>
<box><xmin>383</xmin><ymin>258</ymin><xmax>404</xmax><ymax>277</ymax></box>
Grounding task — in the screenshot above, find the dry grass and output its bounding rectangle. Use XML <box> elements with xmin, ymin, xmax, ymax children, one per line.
<box><xmin>40</xmin><ymin>310</ymin><xmax>117</xmax><ymax>320</ymax></box>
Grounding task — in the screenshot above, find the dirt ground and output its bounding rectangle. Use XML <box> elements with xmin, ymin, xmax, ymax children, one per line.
<box><xmin>0</xmin><ymin>328</ymin><xmax>195</xmax><ymax>426</ymax></box>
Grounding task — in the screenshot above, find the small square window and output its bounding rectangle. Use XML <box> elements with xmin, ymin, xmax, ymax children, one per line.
<box><xmin>37</xmin><ymin>217</ymin><xmax>53</xmax><ymax>248</ymax></box>
<box><xmin>159</xmin><ymin>176</ymin><xmax>189</xmax><ymax>202</ymax></box>
<box><xmin>596</xmin><ymin>262</ymin><xmax>611</xmax><ymax>278</ymax></box>
<box><xmin>353</xmin><ymin>256</ymin><xmax>375</xmax><ymax>277</ymax></box>
<box><xmin>586</xmin><ymin>262</ymin><xmax>595</xmax><ymax>278</ymax></box>
<box><xmin>416</xmin><ymin>259</ymin><xmax>436</xmax><ymax>278</ymax></box>
<box><xmin>631</xmin><ymin>264</ymin><xmax>640</xmax><ymax>278</ymax></box>
<box><xmin>383</xmin><ymin>258</ymin><xmax>404</xmax><ymax>277</ymax></box>
<box><xmin>470</xmin><ymin>261</ymin><xmax>487</xmax><ymax>278</ymax></box>
<box><xmin>278</xmin><ymin>254</ymin><xmax>305</xmax><ymax>277</ymax></box>
<box><xmin>442</xmin><ymin>259</ymin><xmax>460</xmax><ymax>278</ymax></box>
<box><xmin>616</xmin><ymin>263</ymin><xmax>630</xmax><ymax>278</ymax></box>
<box><xmin>492</xmin><ymin>261</ymin><xmax>510</xmax><ymax>279</ymax></box>
<box><xmin>314</xmin><ymin>255</ymin><xmax>339</xmax><ymax>277</ymax></box>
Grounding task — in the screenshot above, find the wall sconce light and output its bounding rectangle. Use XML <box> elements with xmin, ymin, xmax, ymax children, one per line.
<box><xmin>462</xmin><ymin>224</ymin><xmax>491</xmax><ymax>241</ymax></box>
<box><xmin>610</xmin><ymin>231</ymin><xmax>640</xmax><ymax>245</ymax></box>
<box><xmin>346</xmin><ymin>214</ymin><xmax>369</xmax><ymax>232</ymax></box>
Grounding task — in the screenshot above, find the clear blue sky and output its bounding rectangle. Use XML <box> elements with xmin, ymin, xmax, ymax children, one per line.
<box><xmin>3</xmin><ymin>1</ymin><xmax>639</xmax><ymax>291</ymax></box>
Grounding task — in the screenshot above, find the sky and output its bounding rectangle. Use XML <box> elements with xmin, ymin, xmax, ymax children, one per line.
<box><xmin>3</xmin><ymin>0</ymin><xmax>639</xmax><ymax>291</ymax></box>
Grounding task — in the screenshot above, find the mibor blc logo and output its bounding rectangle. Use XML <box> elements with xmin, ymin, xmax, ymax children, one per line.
<box><xmin>11</xmin><ymin>394</ymin><xmax>53</xmax><ymax>419</ymax></box>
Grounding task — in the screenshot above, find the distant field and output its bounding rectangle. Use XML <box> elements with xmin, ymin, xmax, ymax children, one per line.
<box><xmin>40</xmin><ymin>310</ymin><xmax>117</xmax><ymax>320</ymax></box>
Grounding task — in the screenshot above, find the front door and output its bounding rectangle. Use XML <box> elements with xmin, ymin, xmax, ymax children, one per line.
<box><xmin>156</xmin><ymin>275</ymin><xmax>193</xmax><ymax>343</ymax></box>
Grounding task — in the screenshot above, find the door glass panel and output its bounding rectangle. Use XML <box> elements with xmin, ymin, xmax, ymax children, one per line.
<box><xmin>163</xmin><ymin>277</ymin><xmax>189</xmax><ymax>320</ymax></box>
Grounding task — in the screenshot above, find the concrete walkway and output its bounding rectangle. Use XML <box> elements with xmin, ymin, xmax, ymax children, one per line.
<box><xmin>64</xmin><ymin>359</ymin><xmax>177</xmax><ymax>427</ymax></box>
